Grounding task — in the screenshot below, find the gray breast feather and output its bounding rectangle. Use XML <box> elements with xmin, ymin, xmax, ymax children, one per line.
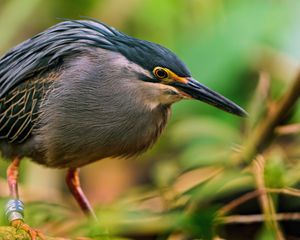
<box><xmin>33</xmin><ymin>52</ymin><xmax>170</xmax><ymax>168</ymax></box>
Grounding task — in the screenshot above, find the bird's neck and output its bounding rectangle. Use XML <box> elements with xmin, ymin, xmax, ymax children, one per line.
<box><xmin>132</xmin><ymin>81</ymin><xmax>182</xmax><ymax>111</ymax></box>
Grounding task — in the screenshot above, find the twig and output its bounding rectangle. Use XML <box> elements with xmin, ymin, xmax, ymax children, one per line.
<box><xmin>219</xmin><ymin>187</ymin><xmax>300</xmax><ymax>217</ymax></box>
<box><xmin>275</xmin><ymin>123</ymin><xmax>300</xmax><ymax>135</ymax></box>
<box><xmin>221</xmin><ymin>213</ymin><xmax>300</xmax><ymax>224</ymax></box>
<box><xmin>267</xmin><ymin>187</ymin><xmax>300</xmax><ymax>197</ymax></box>
<box><xmin>246</xmin><ymin>71</ymin><xmax>270</xmax><ymax>133</ymax></box>
<box><xmin>218</xmin><ymin>190</ymin><xmax>261</xmax><ymax>216</ymax></box>
<box><xmin>253</xmin><ymin>155</ymin><xmax>285</xmax><ymax>239</ymax></box>
<box><xmin>235</xmin><ymin>71</ymin><xmax>300</xmax><ymax>163</ymax></box>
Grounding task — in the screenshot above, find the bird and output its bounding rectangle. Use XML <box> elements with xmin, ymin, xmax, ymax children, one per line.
<box><xmin>0</xmin><ymin>18</ymin><xmax>246</xmax><ymax>239</ymax></box>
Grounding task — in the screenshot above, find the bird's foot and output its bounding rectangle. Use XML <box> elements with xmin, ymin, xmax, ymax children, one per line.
<box><xmin>11</xmin><ymin>219</ymin><xmax>45</xmax><ymax>240</ymax></box>
<box><xmin>5</xmin><ymin>199</ymin><xmax>45</xmax><ymax>239</ymax></box>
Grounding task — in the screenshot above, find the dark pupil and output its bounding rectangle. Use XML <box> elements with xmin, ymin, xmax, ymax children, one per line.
<box><xmin>157</xmin><ymin>69</ymin><xmax>166</xmax><ymax>78</ymax></box>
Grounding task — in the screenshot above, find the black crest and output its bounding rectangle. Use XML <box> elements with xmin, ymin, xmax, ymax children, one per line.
<box><xmin>0</xmin><ymin>19</ymin><xmax>190</xmax><ymax>98</ymax></box>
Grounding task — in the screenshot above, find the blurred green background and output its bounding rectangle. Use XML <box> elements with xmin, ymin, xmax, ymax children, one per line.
<box><xmin>0</xmin><ymin>0</ymin><xmax>300</xmax><ymax>239</ymax></box>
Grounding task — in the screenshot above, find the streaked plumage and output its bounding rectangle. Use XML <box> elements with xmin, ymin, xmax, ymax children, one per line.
<box><xmin>0</xmin><ymin>19</ymin><xmax>246</xmax><ymax>231</ymax></box>
<box><xmin>0</xmin><ymin>19</ymin><xmax>193</xmax><ymax>167</ymax></box>
<box><xmin>0</xmin><ymin>76</ymin><xmax>50</xmax><ymax>143</ymax></box>
<box><xmin>0</xmin><ymin>20</ymin><xmax>190</xmax><ymax>98</ymax></box>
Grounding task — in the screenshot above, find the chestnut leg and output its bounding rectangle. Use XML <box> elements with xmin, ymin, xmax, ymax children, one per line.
<box><xmin>7</xmin><ymin>158</ymin><xmax>21</xmax><ymax>198</ymax></box>
<box><xmin>6</xmin><ymin>158</ymin><xmax>45</xmax><ymax>240</ymax></box>
<box><xmin>66</xmin><ymin>168</ymin><xmax>97</xmax><ymax>220</ymax></box>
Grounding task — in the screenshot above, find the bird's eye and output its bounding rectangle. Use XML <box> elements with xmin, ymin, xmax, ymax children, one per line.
<box><xmin>153</xmin><ymin>67</ymin><xmax>169</xmax><ymax>79</ymax></box>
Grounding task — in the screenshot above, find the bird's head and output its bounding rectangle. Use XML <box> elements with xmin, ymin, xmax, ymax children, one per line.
<box><xmin>71</xmin><ymin>19</ymin><xmax>246</xmax><ymax>117</ymax></box>
<box><xmin>6</xmin><ymin>19</ymin><xmax>246</xmax><ymax>117</ymax></box>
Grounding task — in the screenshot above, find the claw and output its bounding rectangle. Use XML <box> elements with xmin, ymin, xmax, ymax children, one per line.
<box><xmin>11</xmin><ymin>219</ymin><xmax>45</xmax><ymax>240</ymax></box>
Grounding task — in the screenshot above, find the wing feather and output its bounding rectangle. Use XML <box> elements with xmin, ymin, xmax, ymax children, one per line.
<box><xmin>0</xmin><ymin>19</ymin><xmax>120</xmax><ymax>98</ymax></box>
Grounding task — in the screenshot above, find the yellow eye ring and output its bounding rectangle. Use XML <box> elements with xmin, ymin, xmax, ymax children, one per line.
<box><xmin>153</xmin><ymin>67</ymin><xmax>169</xmax><ymax>79</ymax></box>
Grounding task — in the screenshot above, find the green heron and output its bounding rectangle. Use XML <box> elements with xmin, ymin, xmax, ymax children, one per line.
<box><xmin>0</xmin><ymin>19</ymin><xmax>246</xmax><ymax>239</ymax></box>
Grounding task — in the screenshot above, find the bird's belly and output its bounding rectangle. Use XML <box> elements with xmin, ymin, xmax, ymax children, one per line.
<box><xmin>33</xmin><ymin>105</ymin><xmax>170</xmax><ymax>169</ymax></box>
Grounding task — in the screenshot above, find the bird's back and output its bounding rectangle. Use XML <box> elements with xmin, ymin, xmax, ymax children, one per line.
<box><xmin>0</xmin><ymin>23</ymin><xmax>74</xmax><ymax>146</ymax></box>
<box><xmin>0</xmin><ymin>67</ymin><xmax>62</xmax><ymax>162</ymax></box>
<box><xmin>0</xmin><ymin>20</ymin><xmax>102</xmax><ymax>146</ymax></box>
<box><xmin>0</xmin><ymin>76</ymin><xmax>49</xmax><ymax>143</ymax></box>
<box><xmin>0</xmin><ymin>20</ymin><xmax>172</xmax><ymax>166</ymax></box>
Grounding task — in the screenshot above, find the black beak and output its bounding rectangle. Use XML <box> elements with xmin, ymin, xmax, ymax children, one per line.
<box><xmin>173</xmin><ymin>78</ymin><xmax>247</xmax><ymax>117</ymax></box>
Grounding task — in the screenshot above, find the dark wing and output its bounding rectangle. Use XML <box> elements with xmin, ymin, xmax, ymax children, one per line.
<box><xmin>0</xmin><ymin>19</ymin><xmax>121</xmax><ymax>143</ymax></box>
<box><xmin>0</xmin><ymin>72</ymin><xmax>56</xmax><ymax>143</ymax></box>
<box><xmin>0</xmin><ymin>19</ymin><xmax>120</xmax><ymax>99</ymax></box>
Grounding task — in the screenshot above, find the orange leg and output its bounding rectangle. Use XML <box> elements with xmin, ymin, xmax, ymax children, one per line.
<box><xmin>6</xmin><ymin>158</ymin><xmax>45</xmax><ymax>240</ymax></box>
<box><xmin>7</xmin><ymin>158</ymin><xmax>20</xmax><ymax>199</ymax></box>
<box><xmin>66</xmin><ymin>168</ymin><xmax>97</xmax><ymax>220</ymax></box>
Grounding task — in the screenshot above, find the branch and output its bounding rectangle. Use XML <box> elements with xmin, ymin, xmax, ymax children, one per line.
<box><xmin>0</xmin><ymin>226</ymin><xmax>70</xmax><ymax>240</ymax></box>
<box><xmin>253</xmin><ymin>156</ymin><xmax>284</xmax><ymax>239</ymax></box>
<box><xmin>218</xmin><ymin>187</ymin><xmax>300</xmax><ymax>217</ymax></box>
<box><xmin>235</xmin><ymin>71</ymin><xmax>300</xmax><ymax>163</ymax></box>
<box><xmin>218</xmin><ymin>190</ymin><xmax>262</xmax><ymax>216</ymax></box>
<box><xmin>221</xmin><ymin>213</ymin><xmax>300</xmax><ymax>224</ymax></box>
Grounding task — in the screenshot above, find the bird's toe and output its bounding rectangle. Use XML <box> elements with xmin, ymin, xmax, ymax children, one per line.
<box><xmin>11</xmin><ymin>219</ymin><xmax>45</xmax><ymax>240</ymax></box>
